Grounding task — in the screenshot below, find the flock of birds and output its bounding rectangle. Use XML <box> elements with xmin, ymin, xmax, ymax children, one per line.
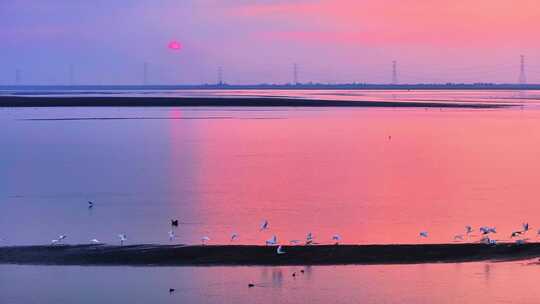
<box><xmin>4</xmin><ymin>201</ymin><xmax>537</xmax><ymax>252</ymax></box>
<box><xmin>46</xmin><ymin>205</ymin><xmax>342</xmax><ymax>256</ymax></box>
<box><xmin>419</xmin><ymin>223</ymin><xmax>538</xmax><ymax>245</ymax></box>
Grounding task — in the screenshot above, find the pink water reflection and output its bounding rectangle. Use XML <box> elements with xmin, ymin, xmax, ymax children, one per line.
<box><xmin>169</xmin><ymin>107</ymin><xmax>540</xmax><ymax>245</ymax></box>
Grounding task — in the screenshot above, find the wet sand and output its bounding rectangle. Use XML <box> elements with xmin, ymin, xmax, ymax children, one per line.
<box><xmin>1</xmin><ymin>243</ymin><xmax>539</xmax><ymax>266</ymax></box>
<box><xmin>0</xmin><ymin>96</ymin><xmax>509</xmax><ymax>108</ymax></box>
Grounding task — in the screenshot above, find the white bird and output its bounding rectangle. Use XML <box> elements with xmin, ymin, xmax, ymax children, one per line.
<box><xmin>168</xmin><ymin>230</ymin><xmax>176</xmax><ymax>241</ymax></box>
<box><xmin>90</xmin><ymin>239</ymin><xmax>101</xmax><ymax>244</ymax></box>
<box><xmin>480</xmin><ymin>226</ymin><xmax>496</xmax><ymax>235</ymax></box>
<box><xmin>58</xmin><ymin>235</ymin><xmax>67</xmax><ymax>241</ymax></box>
<box><xmin>118</xmin><ymin>234</ymin><xmax>127</xmax><ymax>246</ymax></box>
<box><xmin>266</xmin><ymin>235</ymin><xmax>277</xmax><ymax>245</ymax></box>
<box><xmin>419</xmin><ymin>231</ymin><xmax>428</xmax><ymax>238</ymax></box>
<box><xmin>276</xmin><ymin>245</ymin><xmax>286</xmax><ymax>254</ymax></box>
<box><xmin>260</xmin><ymin>220</ymin><xmax>269</xmax><ymax>231</ymax></box>
<box><xmin>480</xmin><ymin>237</ymin><xmax>497</xmax><ymax>245</ymax></box>
<box><xmin>201</xmin><ymin>236</ymin><xmax>210</xmax><ymax>245</ymax></box>
<box><xmin>332</xmin><ymin>234</ymin><xmax>341</xmax><ymax>244</ymax></box>
<box><xmin>51</xmin><ymin>239</ymin><xmax>59</xmax><ymax>245</ymax></box>
<box><xmin>230</xmin><ymin>233</ymin><xmax>239</xmax><ymax>242</ymax></box>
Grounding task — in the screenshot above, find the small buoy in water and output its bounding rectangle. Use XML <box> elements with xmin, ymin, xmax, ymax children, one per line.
<box><xmin>248</xmin><ymin>283</ymin><xmax>255</xmax><ymax>288</ymax></box>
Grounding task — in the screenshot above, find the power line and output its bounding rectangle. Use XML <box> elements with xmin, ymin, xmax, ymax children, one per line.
<box><xmin>519</xmin><ymin>55</ymin><xmax>527</xmax><ymax>84</ymax></box>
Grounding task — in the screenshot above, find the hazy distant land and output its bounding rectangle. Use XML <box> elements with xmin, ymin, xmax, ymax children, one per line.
<box><xmin>0</xmin><ymin>96</ymin><xmax>511</xmax><ymax>108</ymax></box>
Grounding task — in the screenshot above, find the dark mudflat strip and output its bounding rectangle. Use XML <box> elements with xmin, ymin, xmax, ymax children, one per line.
<box><xmin>0</xmin><ymin>96</ymin><xmax>509</xmax><ymax>108</ymax></box>
<box><xmin>1</xmin><ymin>243</ymin><xmax>540</xmax><ymax>266</ymax></box>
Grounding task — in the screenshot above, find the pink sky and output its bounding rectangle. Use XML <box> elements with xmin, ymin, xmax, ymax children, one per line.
<box><xmin>1</xmin><ymin>0</ymin><xmax>539</xmax><ymax>84</ymax></box>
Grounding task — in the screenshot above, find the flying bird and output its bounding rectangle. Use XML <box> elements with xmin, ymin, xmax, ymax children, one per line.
<box><xmin>171</xmin><ymin>219</ymin><xmax>179</xmax><ymax>228</ymax></box>
<box><xmin>511</xmin><ymin>231</ymin><xmax>524</xmax><ymax>238</ymax></box>
<box><xmin>260</xmin><ymin>220</ymin><xmax>269</xmax><ymax>231</ymax></box>
<box><xmin>277</xmin><ymin>245</ymin><xmax>286</xmax><ymax>254</ymax></box>
<box><xmin>88</xmin><ymin>201</ymin><xmax>94</xmax><ymax>209</ymax></box>
<box><xmin>169</xmin><ymin>288</ymin><xmax>176</xmax><ymax>294</ymax></box>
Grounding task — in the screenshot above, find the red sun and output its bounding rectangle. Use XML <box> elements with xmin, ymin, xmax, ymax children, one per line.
<box><xmin>168</xmin><ymin>40</ymin><xmax>182</xmax><ymax>51</ymax></box>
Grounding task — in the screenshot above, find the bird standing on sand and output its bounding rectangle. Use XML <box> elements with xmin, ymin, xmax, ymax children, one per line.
<box><xmin>266</xmin><ymin>235</ymin><xmax>277</xmax><ymax>245</ymax></box>
<box><xmin>118</xmin><ymin>234</ymin><xmax>127</xmax><ymax>246</ymax></box>
<box><xmin>52</xmin><ymin>235</ymin><xmax>67</xmax><ymax>245</ymax></box>
<box><xmin>260</xmin><ymin>220</ymin><xmax>269</xmax><ymax>231</ymax></box>
<box><xmin>523</xmin><ymin>223</ymin><xmax>530</xmax><ymax>232</ymax></box>
<box><xmin>277</xmin><ymin>245</ymin><xmax>286</xmax><ymax>254</ymax></box>
<box><xmin>201</xmin><ymin>236</ymin><xmax>210</xmax><ymax>245</ymax></box>
<box><xmin>419</xmin><ymin>231</ymin><xmax>428</xmax><ymax>238</ymax></box>
<box><xmin>332</xmin><ymin>234</ymin><xmax>341</xmax><ymax>244</ymax></box>
<box><xmin>465</xmin><ymin>226</ymin><xmax>473</xmax><ymax>235</ymax></box>
<box><xmin>454</xmin><ymin>235</ymin><xmax>464</xmax><ymax>241</ymax></box>
<box><xmin>168</xmin><ymin>230</ymin><xmax>176</xmax><ymax>241</ymax></box>
<box><xmin>306</xmin><ymin>232</ymin><xmax>314</xmax><ymax>245</ymax></box>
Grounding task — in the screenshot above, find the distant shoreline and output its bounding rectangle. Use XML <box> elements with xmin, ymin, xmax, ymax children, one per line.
<box><xmin>1</xmin><ymin>243</ymin><xmax>539</xmax><ymax>266</ymax></box>
<box><xmin>0</xmin><ymin>96</ymin><xmax>510</xmax><ymax>108</ymax></box>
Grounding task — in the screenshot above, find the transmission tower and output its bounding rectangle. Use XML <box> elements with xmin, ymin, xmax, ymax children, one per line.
<box><xmin>519</xmin><ymin>55</ymin><xmax>527</xmax><ymax>85</ymax></box>
<box><xmin>143</xmin><ymin>62</ymin><xmax>148</xmax><ymax>85</ymax></box>
<box><xmin>392</xmin><ymin>61</ymin><xmax>398</xmax><ymax>85</ymax></box>
<box><xmin>15</xmin><ymin>69</ymin><xmax>21</xmax><ymax>85</ymax></box>
<box><xmin>69</xmin><ymin>64</ymin><xmax>74</xmax><ymax>86</ymax></box>
<box><xmin>218</xmin><ymin>66</ymin><xmax>223</xmax><ymax>86</ymax></box>
<box><xmin>293</xmin><ymin>63</ymin><xmax>299</xmax><ymax>85</ymax></box>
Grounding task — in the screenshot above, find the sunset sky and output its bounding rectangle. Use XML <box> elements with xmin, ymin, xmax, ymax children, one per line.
<box><xmin>2</xmin><ymin>0</ymin><xmax>540</xmax><ymax>85</ymax></box>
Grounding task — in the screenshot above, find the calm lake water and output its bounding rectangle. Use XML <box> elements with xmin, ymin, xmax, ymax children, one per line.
<box><xmin>2</xmin><ymin>89</ymin><xmax>540</xmax><ymax>303</ymax></box>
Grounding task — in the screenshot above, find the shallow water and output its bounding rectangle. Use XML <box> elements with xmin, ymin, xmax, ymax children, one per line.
<box><xmin>3</xmin><ymin>90</ymin><xmax>540</xmax><ymax>302</ymax></box>
<box><xmin>2</xmin><ymin>103</ymin><xmax>540</xmax><ymax>246</ymax></box>
<box><xmin>2</xmin><ymin>261</ymin><xmax>540</xmax><ymax>304</ymax></box>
